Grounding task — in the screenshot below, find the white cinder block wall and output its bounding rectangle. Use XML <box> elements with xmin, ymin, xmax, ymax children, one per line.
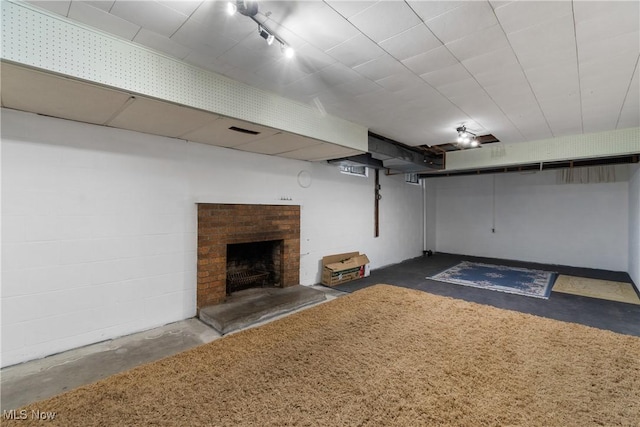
<box><xmin>429</xmin><ymin>169</ymin><xmax>630</xmax><ymax>272</ymax></box>
<box><xmin>1</xmin><ymin>109</ymin><xmax>423</xmax><ymax>367</ymax></box>
<box><xmin>629</xmin><ymin>165</ymin><xmax>640</xmax><ymax>286</ymax></box>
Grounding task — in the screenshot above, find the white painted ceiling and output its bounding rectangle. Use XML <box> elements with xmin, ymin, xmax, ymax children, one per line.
<box><xmin>20</xmin><ymin>0</ymin><xmax>640</xmax><ymax>148</ymax></box>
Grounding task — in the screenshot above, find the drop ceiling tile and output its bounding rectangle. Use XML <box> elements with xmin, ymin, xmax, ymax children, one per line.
<box><xmin>495</xmin><ymin>1</ymin><xmax>572</xmax><ymax>34</ymax></box>
<box><xmin>379</xmin><ymin>24</ymin><xmax>442</xmax><ymax>62</ymax></box>
<box><xmin>435</xmin><ymin>78</ymin><xmax>485</xmax><ymax>99</ymax></box>
<box><xmin>524</xmin><ymin>62</ymin><xmax>579</xmax><ymax>99</ymax></box>
<box><xmin>284</xmin><ymin>74</ymin><xmax>333</xmax><ymax>99</ymax></box>
<box><xmin>182</xmin><ymin>118</ymin><xmax>278</xmax><ymax>147</ymax></box>
<box><xmin>507</xmin><ymin>15</ymin><xmax>577</xmax><ymax>70</ymax></box>
<box><xmin>278</xmin><ymin>142</ymin><xmax>363</xmax><ymax>161</ymax></box>
<box><xmin>618</xmin><ymin>66</ymin><xmax>640</xmax><ymax>129</ymax></box>
<box><xmin>109</xmin><ymin>97</ymin><xmax>217</xmax><ymax>138</ymax></box>
<box><xmin>313</xmin><ymin>63</ymin><xmax>362</xmax><ymax>87</ymax></box>
<box><xmin>333</xmin><ymin>77</ymin><xmax>383</xmax><ymax>97</ymax></box>
<box><xmin>577</xmin><ymin>31</ymin><xmax>639</xmax><ymax>64</ymax></box>
<box><xmin>462</xmin><ymin>47</ymin><xmax>520</xmax><ymax>78</ymax></box>
<box><xmin>291</xmin><ymin>43</ymin><xmax>338</xmax><ymax>74</ymax></box>
<box><xmin>235</xmin><ymin>133</ymin><xmax>319</xmax><ymax>155</ymax></box>
<box><xmin>25</xmin><ymin>1</ymin><xmax>70</xmax><ymax>16</ymax></box>
<box><xmin>68</xmin><ymin>1</ymin><xmax>140</xmax><ymax>40</ymax></box>
<box><xmin>75</xmin><ymin>1</ymin><xmax>115</xmax><ymax>13</ymax></box>
<box><xmin>133</xmin><ymin>29</ymin><xmax>191</xmax><ymax>59</ymax></box>
<box><xmin>157</xmin><ymin>1</ymin><xmax>202</xmax><ymax>17</ymax></box>
<box><xmin>326</xmin><ymin>34</ymin><xmax>386</xmax><ymax>68</ymax></box>
<box><xmin>186</xmin><ymin>0</ymin><xmax>256</xmax><ymax>42</ymax></box>
<box><xmin>407</xmin><ymin>1</ymin><xmax>464</xmax><ymax>21</ymax></box>
<box><xmin>277</xmin><ymin>3</ymin><xmax>360</xmax><ymax>51</ymax></box>
<box><xmin>574</xmin><ymin>1</ymin><xmax>639</xmax><ymax>26</ymax></box>
<box><xmin>425</xmin><ymin>1</ymin><xmax>498</xmax><ymax>44</ymax></box>
<box><xmin>446</xmin><ymin>25</ymin><xmax>510</xmax><ymax>62</ymax></box>
<box><xmin>575</xmin><ymin>4</ymin><xmax>640</xmax><ymax>46</ymax></box>
<box><xmin>353</xmin><ymin>55</ymin><xmax>406</xmax><ymax>81</ymax></box>
<box><xmin>171</xmin><ymin>19</ymin><xmax>240</xmax><ymax>58</ymax></box>
<box><xmin>251</xmin><ymin>59</ymin><xmax>312</xmax><ymax>87</ymax></box>
<box><xmin>375</xmin><ymin>69</ymin><xmax>425</xmax><ymax>92</ymax></box>
<box><xmin>489</xmin><ymin>1</ymin><xmax>511</xmax><ymax>10</ymax></box>
<box><xmin>324</xmin><ymin>1</ymin><xmax>377</xmax><ymax>19</ymax></box>
<box><xmin>420</xmin><ymin>63</ymin><xmax>471</xmax><ymax>88</ymax></box>
<box><xmin>402</xmin><ymin>46</ymin><xmax>459</xmax><ymax>76</ymax></box>
<box><xmin>215</xmin><ymin>45</ymin><xmax>280</xmax><ymax>72</ymax></box>
<box><xmin>1</xmin><ymin>63</ymin><xmax>132</xmax><ymax>125</ymax></box>
<box><xmin>110</xmin><ymin>1</ymin><xmax>191</xmax><ymax>37</ymax></box>
<box><xmin>349</xmin><ymin>1</ymin><xmax>422</xmax><ymax>43</ymax></box>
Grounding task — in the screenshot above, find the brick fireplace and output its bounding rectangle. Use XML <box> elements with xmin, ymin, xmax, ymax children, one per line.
<box><xmin>197</xmin><ymin>204</ymin><xmax>300</xmax><ymax>309</ymax></box>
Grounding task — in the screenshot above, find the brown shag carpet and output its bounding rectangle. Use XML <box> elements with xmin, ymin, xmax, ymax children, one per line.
<box><xmin>6</xmin><ymin>285</ymin><xmax>640</xmax><ymax>426</ymax></box>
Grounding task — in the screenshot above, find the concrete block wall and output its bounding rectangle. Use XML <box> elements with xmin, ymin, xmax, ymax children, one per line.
<box><xmin>1</xmin><ymin>108</ymin><xmax>424</xmax><ymax>367</ymax></box>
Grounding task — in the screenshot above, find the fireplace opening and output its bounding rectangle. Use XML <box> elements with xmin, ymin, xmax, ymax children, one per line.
<box><xmin>226</xmin><ymin>240</ymin><xmax>283</xmax><ymax>294</ymax></box>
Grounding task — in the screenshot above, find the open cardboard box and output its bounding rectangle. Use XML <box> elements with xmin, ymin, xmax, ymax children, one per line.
<box><xmin>321</xmin><ymin>252</ymin><xmax>370</xmax><ymax>286</ymax></box>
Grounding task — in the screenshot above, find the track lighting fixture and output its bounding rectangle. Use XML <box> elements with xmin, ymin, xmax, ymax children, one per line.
<box><xmin>456</xmin><ymin>125</ymin><xmax>480</xmax><ymax>149</ymax></box>
<box><xmin>226</xmin><ymin>1</ymin><xmax>294</xmax><ymax>58</ymax></box>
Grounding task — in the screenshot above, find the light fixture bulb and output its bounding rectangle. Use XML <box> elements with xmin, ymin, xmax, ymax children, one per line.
<box><xmin>226</xmin><ymin>1</ymin><xmax>237</xmax><ymax>15</ymax></box>
<box><xmin>457</xmin><ymin>136</ymin><xmax>463</xmax><ymax>143</ymax></box>
<box><xmin>470</xmin><ymin>139</ymin><xmax>479</xmax><ymax>147</ymax></box>
<box><xmin>283</xmin><ymin>45</ymin><xmax>295</xmax><ymax>58</ymax></box>
<box><xmin>462</xmin><ymin>136</ymin><xmax>470</xmax><ymax>144</ymax></box>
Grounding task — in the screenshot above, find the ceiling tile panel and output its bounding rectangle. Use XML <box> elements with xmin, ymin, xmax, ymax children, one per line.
<box><xmin>109</xmin><ymin>1</ymin><xmax>190</xmax><ymax>37</ymax></box>
<box><xmin>1</xmin><ymin>63</ymin><xmax>131</xmax><ymax>125</ymax></box>
<box><xmin>435</xmin><ymin>78</ymin><xmax>485</xmax><ymax>99</ymax></box>
<box><xmin>333</xmin><ymin>77</ymin><xmax>383</xmax><ymax>97</ymax></box>
<box><xmin>424</xmin><ymin>1</ymin><xmax>498</xmax><ymax>44</ymax></box>
<box><xmin>402</xmin><ymin>46</ymin><xmax>459</xmax><ymax>76</ymax></box>
<box><xmin>324</xmin><ymin>1</ymin><xmax>377</xmax><ymax>19</ymax></box>
<box><xmin>290</xmin><ymin>43</ymin><xmax>338</xmax><ymax>74</ymax></box>
<box><xmin>578</xmin><ymin>31</ymin><xmax>640</xmax><ymax>64</ymax></box>
<box><xmin>278</xmin><ymin>142</ymin><xmax>362</xmax><ymax>161</ymax></box>
<box><xmin>495</xmin><ymin>1</ymin><xmax>572</xmax><ymax>34</ymax></box>
<box><xmin>185</xmin><ymin>1</ymin><xmax>256</xmax><ymax>43</ymax></box>
<box><xmin>507</xmin><ymin>14</ymin><xmax>577</xmax><ymax>70</ymax></box>
<box><xmin>445</xmin><ymin>25</ymin><xmax>510</xmax><ymax>62</ymax></box>
<box><xmin>313</xmin><ymin>62</ymin><xmax>362</xmax><ymax>87</ymax></box>
<box><xmin>462</xmin><ymin>47</ymin><xmax>520</xmax><ymax>78</ymax></box>
<box><xmin>407</xmin><ymin>1</ymin><xmax>464</xmax><ymax>21</ymax></box>
<box><xmin>108</xmin><ymin>97</ymin><xmax>217</xmax><ymax>137</ymax></box>
<box><xmin>353</xmin><ymin>55</ymin><xmax>406</xmax><ymax>81</ymax></box>
<box><xmin>574</xmin><ymin>1</ymin><xmax>639</xmax><ymax>44</ymax></box>
<box><xmin>234</xmin><ymin>133</ymin><xmax>320</xmax><ymax>155</ymax></box>
<box><xmin>25</xmin><ymin>1</ymin><xmax>70</xmax><ymax>16</ymax></box>
<box><xmin>617</xmin><ymin>64</ymin><xmax>640</xmax><ymax>129</ymax></box>
<box><xmin>375</xmin><ymin>69</ymin><xmax>426</xmax><ymax>92</ymax></box>
<box><xmin>68</xmin><ymin>1</ymin><xmax>140</xmax><ymax>40</ymax></box>
<box><xmin>420</xmin><ymin>63</ymin><xmax>471</xmax><ymax>88</ymax></box>
<box><xmin>348</xmin><ymin>1</ymin><xmax>421</xmax><ymax>43</ymax></box>
<box><xmin>379</xmin><ymin>24</ymin><xmax>442</xmax><ymax>62</ymax></box>
<box><xmin>157</xmin><ymin>1</ymin><xmax>202</xmax><ymax>17</ymax></box>
<box><xmin>171</xmin><ymin>19</ymin><xmax>240</xmax><ymax>58</ymax></box>
<box><xmin>326</xmin><ymin>34</ymin><xmax>386</xmax><ymax>68</ymax></box>
<box><xmin>250</xmin><ymin>59</ymin><xmax>311</xmax><ymax>87</ymax></box>
<box><xmin>275</xmin><ymin>3</ymin><xmax>360</xmax><ymax>51</ymax></box>
<box><xmin>182</xmin><ymin>117</ymin><xmax>278</xmax><ymax>147</ymax></box>
<box><xmin>75</xmin><ymin>1</ymin><xmax>115</xmax><ymax>13</ymax></box>
<box><xmin>133</xmin><ymin>29</ymin><xmax>191</xmax><ymax>59</ymax></box>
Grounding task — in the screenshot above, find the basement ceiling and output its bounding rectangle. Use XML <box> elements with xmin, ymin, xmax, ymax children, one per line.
<box><xmin>3</xmin><ymin>0</ymin><xmax>639</xmax><ymax>172</ymax></box>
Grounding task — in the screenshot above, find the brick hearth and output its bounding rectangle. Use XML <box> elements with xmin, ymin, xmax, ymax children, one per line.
<box><xmin>197</xmin><ymin>204</ymin><xmax>300</xmax><ymax>309</ymax></box>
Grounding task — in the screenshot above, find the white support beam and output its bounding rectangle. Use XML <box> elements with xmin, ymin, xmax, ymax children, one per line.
<box><xmin>445</xmin><ymin>128</ymin><xmax>640</xmax><ymax>171</ymax></box>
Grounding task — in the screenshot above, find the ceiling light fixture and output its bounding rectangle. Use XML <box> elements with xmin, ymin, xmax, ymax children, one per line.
<box><xmin>227</xmin><ymin>1</ymin><xmax>294</xmax><ymax>58</ymax></box>
<box><xmin>456</xmin><ymin>125</ymin><xmax>480</xmax><ymax>149</ymax></box>
<box><xmin>258</xmin><ymin>26</ymin><xmax>275</xmax><ymax>45</ymax></box>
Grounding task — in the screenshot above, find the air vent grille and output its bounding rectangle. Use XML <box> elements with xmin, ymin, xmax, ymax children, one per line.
<box><xmin>228</xmin><ymin>126</ymin><xmax>260</xmax><ymax>135</ymax></box>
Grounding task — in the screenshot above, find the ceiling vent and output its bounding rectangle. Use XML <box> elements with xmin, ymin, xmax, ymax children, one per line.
<box><xmin>228</xmin><ymin>126</ymin><xmax>260</xmax><ymax>135</ymax></box>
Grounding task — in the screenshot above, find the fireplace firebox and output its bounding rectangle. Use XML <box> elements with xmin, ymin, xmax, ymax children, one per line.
<box><xmin>197</xmin><ymin>204</ymin><xmax>300</xmax><ymax>309</ymax></box>
<box><xmin>226</xmin><ymin>240</ymin><xmax>283</xmax><ymax>294</ymax></box>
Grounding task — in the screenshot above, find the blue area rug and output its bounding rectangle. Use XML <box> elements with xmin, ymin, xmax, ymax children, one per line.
<box><xmin>431</xmin><ymin>261</ymin><xmax>557</xmax><ymax>299</ymax></box>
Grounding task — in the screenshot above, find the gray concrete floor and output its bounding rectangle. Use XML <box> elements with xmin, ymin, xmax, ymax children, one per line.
<box><xmin>1</xmin><ymin>285</ymin><xmax>345</xmax><ymax>411</ymax></box>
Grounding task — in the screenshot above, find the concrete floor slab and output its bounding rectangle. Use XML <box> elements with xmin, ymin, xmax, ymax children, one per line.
<box><xmin>199</xmin><ymin>285</ymin><xmax>327</xmax><ymax>334</ymax></box>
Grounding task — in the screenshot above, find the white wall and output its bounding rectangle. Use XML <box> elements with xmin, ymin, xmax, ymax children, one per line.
<box><xmin>431</xmin><ymin>169</ymin><xmax>629</xmax><ymax>272</ymax></box>
<box><xmin>629</xmin><ymin>165</ymin><xmax>640</xmax><ymax>286</ymax></box>
<box><xmin>1</xmin><ymin>109</ymin><xmax>423</xmax><ymax>367</ymax></box>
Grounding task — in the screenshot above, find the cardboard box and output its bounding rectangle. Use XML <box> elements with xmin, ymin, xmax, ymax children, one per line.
<box><xmin>321</xmin><ymin>252</ymin><xmax>370</xmax><ymax>286</ymax></box>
